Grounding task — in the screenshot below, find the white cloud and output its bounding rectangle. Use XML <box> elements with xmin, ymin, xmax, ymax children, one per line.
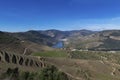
<box><xmin>111</xmin><ymin>17</ymin><xmax>120</xmax><ymax>21</ymax></box>
<box><xmin>84</xmin><ymin>24</ymin><xmax>120</xmax><ymax>31</ymax></box>
<box><xmin>76</xmin><ymin>17</ymin><xmax>120</xmax><ymax>31</ymax></box>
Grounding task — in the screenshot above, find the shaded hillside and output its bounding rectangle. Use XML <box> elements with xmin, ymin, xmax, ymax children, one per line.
<box><xmin>0</xmin><ymin>31</ymin><xmax>28</xmax><ymax>54</ymax></box>
<box><xmin>40</xmin><ymin>29</ymin><xmax>95</xmax><ymax>40</ymax></box>
<box><xmin>92</xmin><ymin>30</ymin><xmax>120</xmax><ymax>50</ymax></box>
<box><xmin>40</xmin><ymin>29</ymin><xmax>69</xmax><ymax>40</ymax></box>
<box><xmin>66</xmin><ymin>30</ymin><xmax>120</xmax><ymax>50</ymax></box>
<box><xmin>12</xmin><ymin>30</ymin><xmax>56</xmax><ymax>46</ymax></box>
<box><xmin>0</xmin><ymin>31</ymin><xmax>53</xmax><ymax>55</ymax></box>
<box><xmin>10</xmin><ymin>29</ymin><xmax>95</xmax><ymax>49</ymax></box>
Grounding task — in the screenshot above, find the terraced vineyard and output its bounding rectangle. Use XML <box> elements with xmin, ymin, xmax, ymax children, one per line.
<box><xmin>0</xmin><ymin>51</ymin><xmax>70</xmax><ymax>80</ymax></box>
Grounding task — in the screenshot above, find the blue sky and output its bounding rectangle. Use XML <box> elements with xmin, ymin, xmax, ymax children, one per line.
<box><xmin>0</xmin><ymin>0</ymin><xmax>120</xmax><ymax>32</ymax></box>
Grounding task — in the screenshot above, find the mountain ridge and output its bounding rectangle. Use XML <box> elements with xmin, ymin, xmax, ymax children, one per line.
<box><xmin>1</xmin><ymin>29</ymin><xmax>120</xmax><ymax>54</ymax></box>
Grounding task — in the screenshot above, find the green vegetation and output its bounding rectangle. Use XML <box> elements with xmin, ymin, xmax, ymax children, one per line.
<box><xmin>0</xmin><ymin>65</ymin><xmax>69</xmax><ymax>80</ymax></box>
<box><xmin>110</xmin><ymin>31</ymin><xmax>120</xmax><ymax>36</ymax></box>
<box><xmin>98</xmin><ymin>38</ymin><xmax>120</xmax><ymax>50</ymax></box>
<box><xmin>0</xmin><ymin>32</ymin><xmax>19</xmax><ymax>44</ymax></box>
<box><xmin>32</xmin><ymin>50</ymin><xmax>67</xmax><ymax>57</ymax></box>
<box><xmin>71</xmin><ymin>51</ymin><xmax>101</xmax><ymax>60</ymax></box>
<box><xmin>71</xmin><ymin>51</ymin><xmax>120</xmax><ymax>64</ymax></box>
<box><xmin>14</xmin><ymin>31</ymin><xmax>55</xmax><ymax>46</ymax></box>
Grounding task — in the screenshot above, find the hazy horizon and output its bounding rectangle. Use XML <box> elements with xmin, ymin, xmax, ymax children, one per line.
<box><xmin>1</xmin><ymin>28</ymin><xmax>120</xmax><ymax>33</ymax></box>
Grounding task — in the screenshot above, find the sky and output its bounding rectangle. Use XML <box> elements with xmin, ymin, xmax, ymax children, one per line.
<box><xmin>0</xmin><ymin>0</ymin><xmax>120</xmax><ymax>32</ymax></box>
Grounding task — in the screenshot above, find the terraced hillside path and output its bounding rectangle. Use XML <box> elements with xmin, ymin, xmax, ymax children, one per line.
<box><xmin>110</xmin><ymin>62</ymin><xmax>120</xmax><ymax>76</ymax></box>
<box><xmin>104</xmin><ymin>60</ymin><xmax>120</xmax><ymax>76</ymax></box>
<box><xmin>100</xmin><ymin>56</ymin><xmax>120</xmax><ymax>76</ymax></box>
<box><xmin>23</xmin><ymin>45</ymin><xmax>32</xmax><ymax>55</ymax></box>
<box><xmin>111</xmin><ymin>67</ymin><xmax>116</xmax><ymax>76</ymax></box>
<box><xmin>65</xmin><ymin>72</ymin><xmax>82</xmax><ymax>80</ymax></box>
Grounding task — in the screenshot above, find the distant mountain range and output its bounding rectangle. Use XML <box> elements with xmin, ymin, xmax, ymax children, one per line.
<box><xmin>1</xmin><ymin>29</ymin><xmax>120</xmax><ymax>54</ymax></box>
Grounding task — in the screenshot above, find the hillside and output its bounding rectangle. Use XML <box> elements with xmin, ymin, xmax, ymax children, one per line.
<box><xmin>40</xmin><ymin>29</ymin><xmax>95</xmax><ymax>40</ymax></box>
<box><xmin>0</xmin><ymin>51</ymin><xmax>70</xmax><ymax>80</ymax></box>
<box><xmin>12</xmin><ymin>29</ymin><xmax>94</xmax><ymax>45</ymax></box>
<box><xmin>12</xmin><ymin>30</ymin><xmax>56</xmax><ymax>46</ymax></box>
<box><xmin>44</xmin><ymin>51</ymin><xmax>120</xmax><ymax>80</ymax></box>
<box><xmin>0</xmin><ymin>31</ymin><xmax>28</xmax><ymax>54</ymax></box>
<box><xmin>66</xmin><ymin>30</ymin><xmax>120</xmax><ymax>51</ymax></box>
<box><xmin>2</xmin><ymin>46</ymin><xmax>120</xmax><ymax>80</ymax></box>
<box><xmin>0</xmin><ymin>31</ymin><xmax>53</xmax><ymax>55</ymax></box>
<box><xmin>1</xmin><ymin>29</ymin><xmax>120</xmax><ymax>80</ymax></box>
<box><xmin>1</xmin><ymin>29</ymin><xmax>120</xmax><ymax>54</ymax></box>
<box><xmin>1</xmin><ymin>30</ymin><xmax>120</xmax><ymax>54</ymax></box>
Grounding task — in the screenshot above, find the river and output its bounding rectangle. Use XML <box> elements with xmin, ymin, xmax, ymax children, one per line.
<box><xmin>52</xmin><ymin>41</ymin><xmax>64</xmax><ymax>48</ymax></box>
